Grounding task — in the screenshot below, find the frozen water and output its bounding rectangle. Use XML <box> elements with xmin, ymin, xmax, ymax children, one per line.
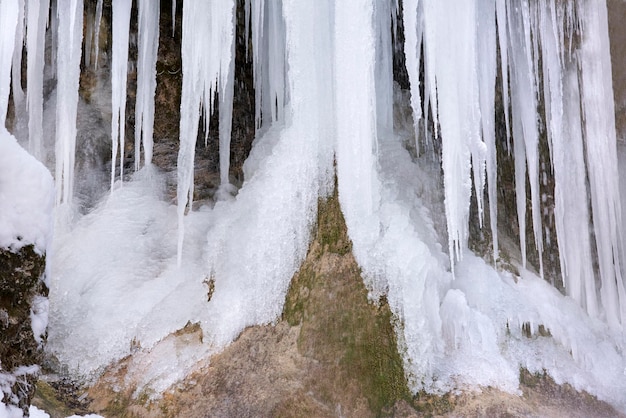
<box><xmin>54</xmin><ymin>0</ymin><xmax>83</xmax><ymax>205</ymax></box>
<box><xmin>3</xmin><ymin>1</ymin><xmax>620</xmax><ymax>414</ymax></box>
<box><xmin>177</xmin><ymin>0</ymin><xmax>236</xmax><ymax>264</ymax></box>
<box><xmin>26</xmin><ymin>0</ymin><xmax>50</xmax><ymax>161</ymax></box>
<box><xmin>0</xmin><ymin>0</ymin><xmax>19</xmax><ymax>126</ymax></box>
<box><xmin>110</xmin><ymin>0</ymin><xmax>132</xmax><ymax>188</ymax></box>
<box><xmin>134</xmin><ymin>0</ymin><xmax>159</xmax><ymax>170</ymax></box>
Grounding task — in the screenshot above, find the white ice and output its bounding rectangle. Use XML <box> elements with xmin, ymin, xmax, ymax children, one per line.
<box><xmin>134</xmin><ymin>0</ymin><xmax>159</xmax><ymax>170</ymax></box>
<box><xmin>110</xmin><ymin>0</ymin><xmax>132</xmax><ymax>188</ymax></box>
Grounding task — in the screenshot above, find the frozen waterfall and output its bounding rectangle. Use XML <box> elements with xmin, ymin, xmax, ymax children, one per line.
<box><xmin>1</xmin><ymin>0</ymin><xmax>626</xmax><ymax>412</ymax></box>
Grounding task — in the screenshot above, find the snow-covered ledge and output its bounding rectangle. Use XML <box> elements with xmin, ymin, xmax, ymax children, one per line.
<box><xmin>0</xmin><ymin>129</ymin><xmax>54</xmax><ymax>417</ymax></box>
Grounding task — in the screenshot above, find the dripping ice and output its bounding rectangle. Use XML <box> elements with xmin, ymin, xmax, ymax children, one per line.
<box><xmin>0</xmin><ymin>0</ymin><xmax>624</xmax><ymax>414</ymax></box>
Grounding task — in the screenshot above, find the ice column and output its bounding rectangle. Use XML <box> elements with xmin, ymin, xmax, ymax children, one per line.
<box><xmin>135</xmin><ymin>0</ymin><xmax>160</xmax><ymax>170</ymax></box>
<box><xmin>335</xmin><ymin>0</ymin><xmax>380</xmax><ymax>245</ymax></box>
<box><xmin>248</xmin><ymin>0</ymin><xmax>287</xmax><ymax>130</ymax></box>
<box><xmin>507</xmin><ymin>0</ymin><xmax>544</xmax><ymax>275</ymax></box>
<box><xmin>26</xmin><ymin>0</ymin><xmax>50</xmax><ymax>161</ymax></box>
<box><xmin>55</xmin><ymin>0</ymin><xmax>84</xmax><ymax>205</ymax></box>
<box><xmin>0</xmin><ymin>0</ymin><xmax>19</xmax><ymax>127</ymax></box>
<box><xmin>577</xmin><ymin>0</ymin><xmax>626</xmax><ymax>328</ymax></box>
<box><xmin>476</xmin><ymin>0</ymin><xmax>498</xmax><ymax>263</ymax></box>
<box><xmin>402</xmin><ymin>0</ymin><xmax>422</xmax><ymax>149</ymax></box>
<box><xmin>11</xmin><ymin>0</ymin><xmax>25</xmax><ymax>120</ymax></box>
<box><xmin>110</xmin><ymin>0</ymin><xmax>132</xmax><ymax>188</ymax></box>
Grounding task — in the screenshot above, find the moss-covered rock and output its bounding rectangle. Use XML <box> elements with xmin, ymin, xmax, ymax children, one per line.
<box><xmin>0</xmin><ymin>245</ymin><xmax>47</xmax><ymax>415</ymax></box>
<box><xmin>284</xmin><ymin>188</ymin><xmax>412</xmax><ymax>416</ymax></box>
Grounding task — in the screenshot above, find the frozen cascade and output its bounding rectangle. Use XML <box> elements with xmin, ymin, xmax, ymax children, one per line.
<box><xmin>134</xmin><ymin>0</ymin><xmax>159</xmax><ymax>170</ymax></box>
<box><xmin>110</xmin><ymin>0</ymin><xmax>132</xmax><ymax>189</ymax></box>
<box><xmin>26</xmin><ymin>0</ymin><xmax>50</xmax><ymax>161</ymax></box>
<box><xmin>578</xmin><ymin>0</ymin><xmax>626</xmax><ymax>329</ymax></box>
<box><xmin>177</xmin><ymin>0</ymin><xmax>236</xmax><ymax>264</ymax></box>
<box><xmin>0</xmin><ymin>0</ymin><xmax>619</xmax><ymax>413</ymax></box>
<box><xmin>54</xmin><ymin>0</ymin><xmax>83</xmax><ymax>205</ymax></box>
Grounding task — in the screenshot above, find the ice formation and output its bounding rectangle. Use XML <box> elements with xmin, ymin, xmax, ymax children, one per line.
<box><xmin>26</xmin><ymin>0</ymin><xmax>50</xmax><ymax>161</ymax></box>
<box><xmin>134</xmin><ymin>0</ymin><xmax>159</xmax><ymax>170</ymax></box>
<box><xmin>54</xmin><ymin>0</ymin><xmax>83</xmax><ymax>205</ymax></box>
<box><xmin>110</xmin><ymin>0</ymin><xmax>132</xmax><ymax>189</ymax></box>
<box><xmin>2</xmin><ymin>0</ymin><xmax>626</xmax><ymax>413</ymax></box>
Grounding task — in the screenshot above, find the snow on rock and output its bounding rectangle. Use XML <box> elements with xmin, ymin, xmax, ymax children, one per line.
<box><xmin>0</xmin><ymin>129</ymin><xmax>54</xmax><ymax>253</ymax></box>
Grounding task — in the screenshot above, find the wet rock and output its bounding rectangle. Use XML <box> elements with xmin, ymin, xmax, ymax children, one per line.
<box><xmin>0</xmin><ymin>245</ymin><xmax>47</xmax><ymax>415</ymax></box>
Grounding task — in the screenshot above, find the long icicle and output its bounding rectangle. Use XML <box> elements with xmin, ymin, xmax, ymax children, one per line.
<box><xmin>110</xmin><ymin>0</ymin><xmax>132</xmax><ymax>189</ymax></box>
<box><xmin>135</xmin><ymin>0</ymin><xmax>160</xmax><ymax>170</ymax></box>
<box><xmin>55</xmin><ymin>0</ymin><xmax>84</xmax><ymax>205</ymax></box>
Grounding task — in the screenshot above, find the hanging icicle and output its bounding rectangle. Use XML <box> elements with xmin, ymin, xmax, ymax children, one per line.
<box><xmin>177</xmin><ymin>0</ymin><xmax>236</xmax><ymax>265</ymax></box>
<box><xmin>0</xmin><ymin>0</ymin><xmax>19</xmax><ymax>127</ymax></box>
<box><xmin>26</xmin><ymin>0</ymin><xmax>50</xmax><ymax>161</ymax></box>
<box><xmin>110</xmin><ymin>0</ymin><xmax>132</xmax><ymax>189</ymax></box>
<box><xmin>135</xmin><ymin>0</ymin><xmax>160</xmax><ymax>170</ymax></box>
<box><xmin>55</xmin><ymin>0</ymin><xmax>84</xmax><ymax>205</ymax></box>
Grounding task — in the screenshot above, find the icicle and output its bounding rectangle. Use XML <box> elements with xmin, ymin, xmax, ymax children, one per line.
<box><xmin>421</xmin><ymin>0</ymin><xmax>439</xmax><ymax>144</ymax></box>
<box><xmin>577</xmin><ymin>0</ymin><xmax>626</xmax><ymax>328</ymax></box>
<box><xmin>424</xmin><ymin>0</ymin><xmax>481</xmax><ymax>269</ymax></box>
<box><xmin>9</xmin><ymin>0</ymin><xmax>26</xmax><ymax>140</ymax></box>
<box><xmin>172</xmin><ymin>0</ymin><xmax>176</xmax><ymax>36</ymax></box>
<box><xmin>11</xmin><ymin>0</ymin><xmax>25</xmax><ymax>117</ymax></box>
<box><xmin>476</xmin><ymin>0</ymin><xmax>498</xmax><ymax>262</ymax></box>
<box><xmin>402</xmin><ymin>0</ymin><xmax>423</xmax><ymax>151</ymax></box>
<box><xmin>55</xmin><ymin>0</ymin><xmax>84</xmax><ymax>205</ymax></box>
<box><xmin>507</xmin><ymin>0</ymin><xmax>544</xmax><ymax>276</ymax></box>
<box><xmin>83</xmin><ymin>4</ymin><xmax>93</xmax><ymax>68</ymax></box>
<box><xmin>217</xmin><ymin>1</ymin><xmax>237</xmax><ymax>197</ymax></box>
<box><xmin>26</xmin><ymin>0</ymin><xmax>50</xmax><ymax>161</ymax></box>
<box><xmin>177</xmin><ymin>0</ymin><xmax>237</xmax><ymax>265</ymax></box>
<box><xmin>250</xmin><ymin>0</ymin><xmax>286</xmax><ymax>130</ymax></box>
<box><xmin>0</xmin><ymin>0</ymin><xmax>19</xmax><ymax>127</ymax></box>
<box><xmin>46</xmin><ymin>0</ymin><xmax>57</xmax><ymax>80</ymax></box>
<box><xmin>110</xmin><ymin>0</ymin><xmax>132</xmax><ymax>189</ymax></box>
<box><xmin>335</xmin><ymin>0</ymin><xmax>380</xmax><ymax>221</ymax></box>
<box><xmin>495</xmin><ymin>0</ymin><xmax>511</xmax><ymax>149</ymax></box>
<box><xmin>374</xmin><ymin>0</ymin><xmax>394</xmax><ymax>139</ymax></box>
<box><xmin>135</xmin><ymin>0</ymin><xmax>160</xmax><ymax>170</ymax></box>
<box><xmin>94</xmin><ymin>0</ymin><xmax>103</xmax><ymax>69</ymax></box>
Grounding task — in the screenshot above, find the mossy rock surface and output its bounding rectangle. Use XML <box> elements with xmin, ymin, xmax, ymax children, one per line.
<box><xmin>284</xmin><ymin>189</ymin><xmax>411</xmax><ymax>415</ymax></box>
<box><xmin>0</xmin><ymin>245</ymin><xmax>47</xmax><ymax>414</ymax></box>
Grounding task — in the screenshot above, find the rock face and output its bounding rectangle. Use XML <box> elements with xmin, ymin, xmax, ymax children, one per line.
<box><xmin>0</xmin><ymin>245</ymin><xmax>47</xmax><ymax>415</ymax></box>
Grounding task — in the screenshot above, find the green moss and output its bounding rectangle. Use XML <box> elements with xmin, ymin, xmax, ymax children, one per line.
<box><xmin>101</xmin><ymin>393</ymin><xmax>137</xmax><ymax>418</ymax></box>
<box><xmin>283</xmin><ymin>185</ymin><xmax>413</xmax><ymax>415</ymax></box>
<box><xmin>316</xmin><ymin>191</ymin><xmax>352</xmax><ymax>256</ymax></box>
<box><xmin>32</xmin><ymin>381</ymin><xmax>75</xmax><ymax>418</ymax></box>
<box><xmin>410</xmin><ymin>390</ymin><xmax>457</xmax><ymax>417</ymax></box>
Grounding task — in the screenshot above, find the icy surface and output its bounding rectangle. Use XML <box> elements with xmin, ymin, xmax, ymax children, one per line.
<box><xmin>0</xmin><ymin>129</ymin><xmax>54</xmax><ymax>252</ymax></box>
<box><xmin>19</xmin><ymin>0</ymin><xmax>626</xmax><ymax>414</ymax></box>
